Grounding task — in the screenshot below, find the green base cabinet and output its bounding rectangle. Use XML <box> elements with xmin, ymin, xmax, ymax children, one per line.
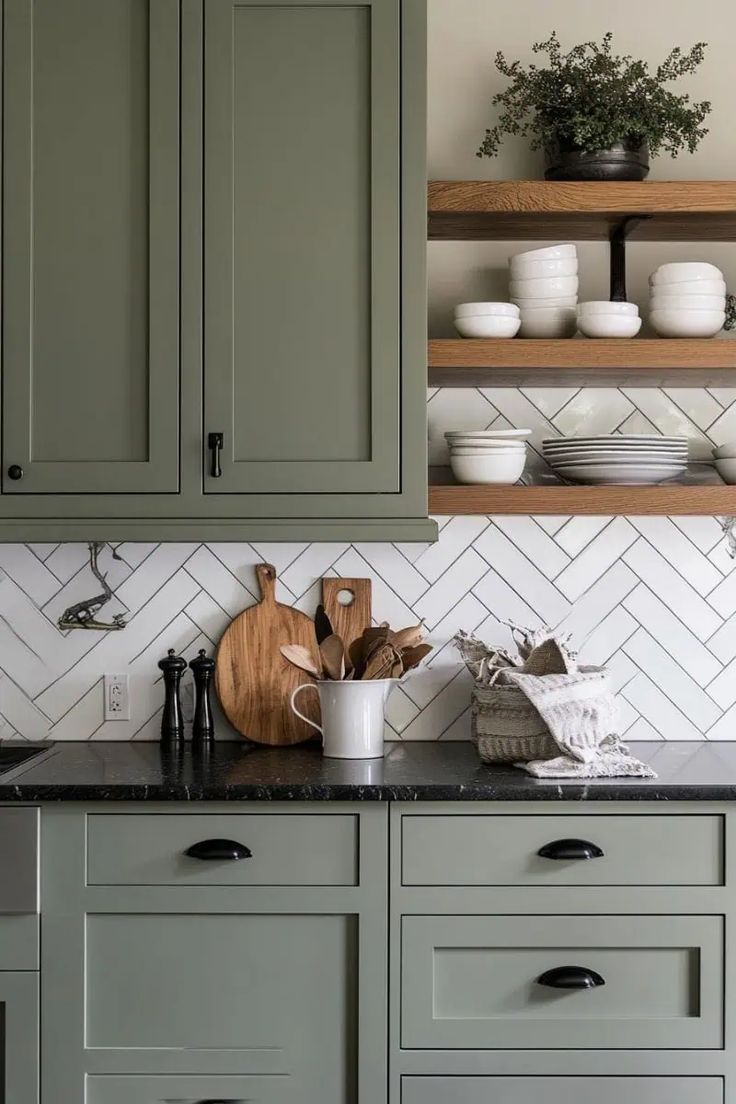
<box><xmin>0</xmin><ymin>0</ymin><xmax>433</xmax><ymax>542</ymax></box>
<box><xmin>41</xmin><ymin>805</ymin><xmax>388</xmax><ymax>1104</ymax></box>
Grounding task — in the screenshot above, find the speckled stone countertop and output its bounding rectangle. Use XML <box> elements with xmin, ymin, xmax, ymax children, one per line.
<box><xmin>0</xmin><ymin>740</ymin><xmax>734</xmax><ymax>801</ymax></box>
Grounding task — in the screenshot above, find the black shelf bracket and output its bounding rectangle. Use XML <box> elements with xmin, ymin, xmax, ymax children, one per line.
<box><xmin>609</xmin><ymin>216</ymin><xmax>652</xmax><ymax>302</ymax></box>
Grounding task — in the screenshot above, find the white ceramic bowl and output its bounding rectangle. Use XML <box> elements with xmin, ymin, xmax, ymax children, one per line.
<box><xmin>454</xmin><ymin>315</ymin><xmax>520</xmax><ymax>339</ymax></box>
<box><xmin>713</xmin><ymin>441</ymin><xmax>736</xmax><ymax>460</ymax></box>
<box><xmin>509</xmin><ymin>257</ymin><xmax>579</xmax><ymax>280</ymax></box>
<box><xmin>715</xmin><ymin>458</ymin><xmax>736</xmax><ymax>484</ymax></box>
<box><xmin>518</xmin><ymin>307</ymin><xmax>577</xmax><ymax>339</ymax></box>
<box><xmin>649</xmin><ymin>292</ymin><xmax>726</xmax><ymax>312</ymax></box>
<box><xmin>509</xmin><ymin>275</ymin><xmax>579</xmax><ymax>299</ymax></box>
<box><xmin>454</xmin><ymin>301</ymin><xmax>520</xmax><ymax>319</ymax></box>
<box><xmin>577</xmin><ymin>314</ymin><xmax>642</xmax><ymax>339</ymax></box>
<box><xmin>511</xmin><ymin>294</ymin><xmax>578</xmax><ymax>309</ymax></box>
<box><xmin>450</xmin><ymin>450</ymin><xmax>526</xmax><ymax>485</ymax></box>
<box><xmin>651</xmin><ymin>262</ymin><xmax>724</xmax><ymax>285</ymax></box>
<box><xmin>577</xmin><ymin>301</ymin><xmax>639</xmax><ymax>317</ymax></box>
<box><xmin>648</xmin><ymin>279</ymin><xmax>726</xmax><ymax>297</ymax></box>
<box><xmin>445</xmin><ymin>428</ymin><xmax>532</xmax><ymax>440</ymax></box>
<box><xmin>649</xmin><ymin>309</ymin><xmax>725</xmax><ymax>338</ymax></box>
<box><xmin>510</xmin><ymin>243</ymin><xmax>577</xmax><ymax>264</ymax></box>
<box><xmin>446</xmin><ymin>440</ymin><xmax>527</xmax><ymax>451</ymax></box>
<box><xmin>449</xmin><ymin>446</ymin><xmax>526</xmax><ymax>456</ymax></box>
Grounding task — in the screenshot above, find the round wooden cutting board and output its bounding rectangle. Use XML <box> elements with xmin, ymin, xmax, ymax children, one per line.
<box><xmin>215</xmin><ymin>563</ymin><xmax>321</xmax><ymax>745</ymax></box>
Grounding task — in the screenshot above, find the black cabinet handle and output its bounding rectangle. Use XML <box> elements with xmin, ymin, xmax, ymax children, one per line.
<box><xmin>208</xmin><ymin>432</ymin><xmax>223</xmax><ymax>478</ymax></box>
<box><xmin>537</xmin><ymin>965</ymin><xmax>605</xmax><ymax>990</ymax></box>
<box><xmin>7</xmin><ymin>465</ymin><xmax>23</xmax><ymax>481</ymax></box>
<box><xmin>538</xmin><ymin>838</ymin><xmax>604</xmax><ymax>861</ymax></box>
<box><xmin>185</xmin><ymin>838</ymin><xmax>252</xmax><ymax>861</ymax></box>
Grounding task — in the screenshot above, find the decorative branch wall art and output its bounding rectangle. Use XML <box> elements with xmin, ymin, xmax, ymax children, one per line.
<box><xmin>57</xmin><ymin>542</ymin><xmax>128</xmax><ymax>631</ymax></box>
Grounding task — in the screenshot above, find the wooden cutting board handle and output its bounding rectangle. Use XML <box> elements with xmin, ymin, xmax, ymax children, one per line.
<box><xmin>321</xmin><ymin>577</ymin><xmax>372</xmax><ymax>648</ymax></box>
<box><xmin>255</xmin><ymin>562</ymin><xmax>277</xmax><ymax>603</ymax></box>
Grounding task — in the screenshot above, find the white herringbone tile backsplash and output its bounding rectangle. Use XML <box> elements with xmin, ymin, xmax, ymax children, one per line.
<box><xmin>3</xmin><ymin>385</ymin><xmax>736</xmax><ymax>744</ymax></box>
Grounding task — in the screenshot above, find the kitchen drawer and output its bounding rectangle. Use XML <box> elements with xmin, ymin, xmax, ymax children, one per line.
<box><xmin>401</xmin><ymin>914</ymin><xmax>723</xmax><ymax>1050</ymax></box>
<box><xmin>0</xmin><ymin>808</ymin><xmax>38</xmax><ymax>911</ymax></box>
<box><xmin>400</xmin><ymin>814</ymin><xmax>723</xmax><ymax>886</ymax></box>
<box><xmin>402</xmin><ymin>1076</ymin><xmax>724</xmax><ymax>1104</ymax></box>
<box><xmin>86</xmin><ymin>812</ymin><xmax>357</xmax><ymax>886</ymax></box>
<box><xmin>86</xmin><ymin>1075</ymin><xmax>292</xmax><ymax>1103</ymax></box>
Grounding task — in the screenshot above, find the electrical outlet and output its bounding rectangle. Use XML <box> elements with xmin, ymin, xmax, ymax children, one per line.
<box><xmin>104</xmin><ymin>674</ymin><xmax>130</xmax><ymax>721</ymax></box>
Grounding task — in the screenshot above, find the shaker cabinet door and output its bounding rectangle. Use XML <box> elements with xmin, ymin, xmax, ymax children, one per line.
<box><xmin>0</xmin><ymin>973</ymin><xmax>38</xmax><ymax>1104</ymax></box>
<box><xmin>203</xmin><ymin>0</ymin><xmax>401</xmax><ymax>495</ymax></box>
<box><xmin>2</xmin><ymin>0</ymin><xmax>180</xmax><ymax>494</ymax></box>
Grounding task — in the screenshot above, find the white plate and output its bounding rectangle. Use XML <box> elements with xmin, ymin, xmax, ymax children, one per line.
<box><xmin>548</xmin><ymin>451</ymin><xmax>686</xmax><ymax>464</ymax></box>
<box><xmin>554</xmin><ymin>463</ymin><xmax>685</xmax><ymax>484</ymax></box>
<box><xmin>543</xmin><ymin>435</ymin><xmax>686</xmax><ymax>447</ymax></box>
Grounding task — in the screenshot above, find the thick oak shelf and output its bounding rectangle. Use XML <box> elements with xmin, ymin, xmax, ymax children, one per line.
<box><xmin>428</xmin><ymin>338</ymin><xmax>736</xmax><ymax>387</ymax></box>
<box><xmin>428</xmin><ymin>180</ymin><xmax>736</xmax><ymax>241</ymax></box>
<box><xmin>429</xmin><ymin>482</ymin><xmax>736</xmax><ymax>516</ymax></box>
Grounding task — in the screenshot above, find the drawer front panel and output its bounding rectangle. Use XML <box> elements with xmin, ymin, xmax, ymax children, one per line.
<box><xmin>401</xmin><ymin>814</ymin><xmax>723</xmax><ymax>886</ymax></box>
<box><xmin>0</xmin><ymin>807</ymin><xmax>38</xmax><ymax>911</ymax></box>
<box><xmin>401</xmin><ymin>915</ymin><xmax>723</xmax><ymax>1050</ymax></box>
<box><xmin>86</xmin><ymin>1075</ymin><xmax>292</xmax><ymax>1104</ymax></box>
<box><xmin>402</xmin><ymin>1077</ymin><xmax>724</xmax><ymax>1104</ymax></box>
<box><xmin>87</xmin><ymin>813</ymin><xmax>357</xmax><ymax>886</ymax></box>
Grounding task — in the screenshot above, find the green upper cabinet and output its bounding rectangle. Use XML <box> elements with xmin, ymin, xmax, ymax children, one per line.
<box><xmin>2</xmin><ymin>0</ymin><xmax>180</xmax><ymax>495</ymax></box>
<box><xmin>0</xmin><ymin>0</ymin><xmax>433</xmax><ymax>540</ymax></box>
<box><xmin>204</xmin><ymin>0</ymin><xmax>400</xmax><ymax>496</ymax></box>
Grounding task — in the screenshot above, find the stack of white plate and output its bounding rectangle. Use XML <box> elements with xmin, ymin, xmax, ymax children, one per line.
<box><xmin>509</xmin><ymin>244</ymin><xmax>578</xmax><ymax>338</ymax></box>
<box><xmin>543</xmin><ymin>435</ymin><xmax>688</xmax><ymax>485</ymax></box>
<box><xmin>445</xmin><ymin>429</ymin><xmax>530</xmax><ymax>484</ymax></box>
<box><xmin>453</xmin><ymin>302</ymin><xmax>520</xmax><ymax>339</ymax></box>
<box><xmin>649</xmin><ymin>263</ymin><xmax>726</xmax><ymax>338</ymax></box>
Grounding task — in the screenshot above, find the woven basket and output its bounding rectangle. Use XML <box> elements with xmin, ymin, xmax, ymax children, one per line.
<box><xmin>472</xmin><ymin>680</ymin><xmax>558</xmax><ymax>763</ymax></box>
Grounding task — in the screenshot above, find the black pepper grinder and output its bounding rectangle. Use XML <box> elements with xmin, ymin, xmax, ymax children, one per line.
<box><xmin>189</xmin><ymin>648</ymin><xmax>216</xmax><ymax>749</ymax></box>
<box><xmin>158</xmin><ymin>648</ymin><xmax>187</xmax><ymax>745</ymax></box>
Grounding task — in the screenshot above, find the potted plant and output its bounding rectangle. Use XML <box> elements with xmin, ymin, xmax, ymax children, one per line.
<box><xmin>477</xmin><ymin>32</ymin><xmax>711</xmax><ymax>180</ymax></box>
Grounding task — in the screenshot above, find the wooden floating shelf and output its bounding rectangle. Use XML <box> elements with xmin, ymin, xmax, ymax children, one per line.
<box><xmin>428</xmin><ymin>180</ymin><xmax>736</xmax><ymax>241</ymax></box>
<box><xmin>428</xmin><ymin>482</ymin><xmax>736</xmax><ymax>517</ymax></box>
<box><xmin>428</xmin><ymin>339</ymin><xmax>736</xmax><ymax>387</ymax></box>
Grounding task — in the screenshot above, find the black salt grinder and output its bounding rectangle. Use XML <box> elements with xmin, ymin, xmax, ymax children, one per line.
<box><xmin>158</xmin><ymin>648</ymin><xmax>187</xmax><ymax>744</ymax></box>
<box><xmin>189</xmin><ymin>648</ymin><xmax>216</xmax><ymax>748</ymax></box>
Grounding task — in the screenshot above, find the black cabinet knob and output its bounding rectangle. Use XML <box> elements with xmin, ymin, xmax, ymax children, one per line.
<box><xmin>538</xmin><ymin>838</ymin><xmax>604</xmax><ymax>861</ymax></box>
<box><xmin>185</xmin><ymin>838</ymin><xmax>252</xmax><ymax>861</ymax></box>
<box><xmin>537</xmin><ymin>965</ymin><xmax>605</xmax><ymax>990</ymax></box>
<box><xmin>7</xmin><ymin>465</ymin><xmax>23</xmax><ymax>480</ymax></box>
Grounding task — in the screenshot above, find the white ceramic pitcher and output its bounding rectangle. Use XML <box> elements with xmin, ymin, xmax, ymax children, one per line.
<box><xmin>289</xmin><ymin>679</ymin><xmax>395</xmax><ymax>759</ymax></box>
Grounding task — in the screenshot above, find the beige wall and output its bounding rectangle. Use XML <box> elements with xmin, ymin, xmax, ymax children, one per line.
<box><xmin>427</xmin><ymin>0</ymin><xmax>736</xmax><ymax>334</ymax></box>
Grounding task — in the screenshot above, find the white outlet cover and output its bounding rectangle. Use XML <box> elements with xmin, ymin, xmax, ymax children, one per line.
<box><xmin>104</xmin><ymin>674</ymin><xmax>130</xmax><ymax>721</ymax></box>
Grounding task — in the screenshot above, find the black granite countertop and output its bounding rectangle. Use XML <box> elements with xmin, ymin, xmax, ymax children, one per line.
<box><xmin>0</xmin><ymin>740</ymin><xmax>734</xmax><ymax>801</ymax></box>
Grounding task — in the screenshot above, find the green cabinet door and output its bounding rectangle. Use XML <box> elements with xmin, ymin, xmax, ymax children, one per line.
<box><xmin>0</xmin><ymin>973</ymin><xmax>38</xmax><ymax>1104</ymax></box>
<box><xmin>2</xmin><ymin>0</ymin><xmax>180</xmax><ymax>495</ymax></box>
<box><xmin>203</xmin><ymin>0</ymin><xmax>422</xmax><ymax>500</ymax></box>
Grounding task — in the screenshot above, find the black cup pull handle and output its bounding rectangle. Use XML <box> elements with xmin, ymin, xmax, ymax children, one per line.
<box><xmin>208</xmin><ymin>432</ymin><xmax>223</xmax><ymax>478</ymax></box>
<box><xmin>537</xmin><ymin>965</ymin><xmax>605</xmax><ymax>990</ymax></box>
<box><xmin>185</xmin><ymin>838</ymin><xmax>252</xmax><ymax>861</ymax></box>
<box><xmin>538</xmin><ymin>838</ymin><xmax>604</xmax><ymax>861</ymax></box>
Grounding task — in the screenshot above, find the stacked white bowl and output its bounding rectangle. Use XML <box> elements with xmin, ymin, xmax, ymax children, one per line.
<box><xmin>509</xmin><ymin>244</ymin><xmax>578</xmax><ymax>338</ymax></box>
<box><xmin>712</xmin><ymin>440</ymin><xmax>736</xmax><ymax>484</ymax></box>
<box><xmin>649</xmin><ymin>263</ymin><xmax>726</xmax><ymax>338</ymax></box>
<box><xmin>454</xmin><ymin>302</ymin><xmax>520</xmax><ymax>339</ymax></box>
<box><xmin>577</xmin><ymin>301</ymin><xmax>642</xmax><ymax>339</ymax></box>
<box><xmin>445</xmin><ymin>429</ymin><xmax>531</xmax><ymax>485</ymax></box>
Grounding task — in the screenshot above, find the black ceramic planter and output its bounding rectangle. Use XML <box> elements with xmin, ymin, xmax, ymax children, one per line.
<box><xmin>544</xmin><ymin>138</ymin><xmax>650</xmax><ymax>181</ymax></box>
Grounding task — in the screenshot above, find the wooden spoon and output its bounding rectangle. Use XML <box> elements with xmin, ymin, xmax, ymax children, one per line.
<box><xmin>280</xmin><ymin>644</ymin><xmax>323</xmax><ymax>679</ymax></box>
<box><xmin>400</xmin><ymin>643</ymin><xmax>433</xmax><ymax>672</ymax></box>
<box><xmin>320</xmin><ymin>634</ymin><xmax>347</xmax><ymax>680</ymax></box>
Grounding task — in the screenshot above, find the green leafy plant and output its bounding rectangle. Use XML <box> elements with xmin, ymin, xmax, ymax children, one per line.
<box><xmin>477</xmin><ymin>32</ymin><xmax>711</xmax><ymax>160</ymax></box>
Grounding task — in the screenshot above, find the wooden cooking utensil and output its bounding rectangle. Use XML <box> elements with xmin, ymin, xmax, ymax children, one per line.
<box><xmin>215</xmin><ymin>563</ymin><xmax>320</xmax><ymax>745</ymax></box>
<box><xmin>321</xmin><ymin>578</ymin><xmax>372</xmax><ymax>649</ymax></box>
